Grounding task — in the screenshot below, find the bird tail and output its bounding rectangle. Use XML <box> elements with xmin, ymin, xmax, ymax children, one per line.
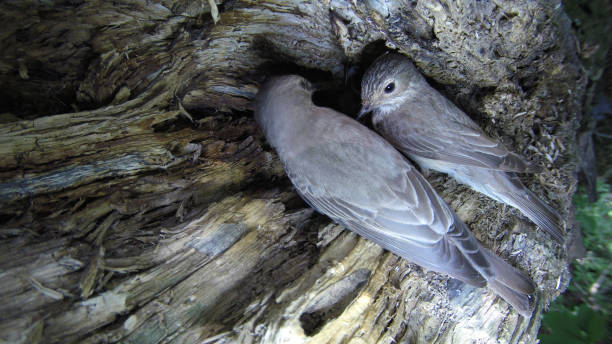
<box><xmin>500</xmin><ymin>174</ymin><xmax>565</xmax><ymax>243</ymax></box>
<box><xmin>448</xmin><ymin>218</ymin><xmax>535</xmax><ymax>316</ymax></box>
<box><xmin>481</xmin><ymin>248</ymin><xmax>535</xmax><ymax>317</ymax></box>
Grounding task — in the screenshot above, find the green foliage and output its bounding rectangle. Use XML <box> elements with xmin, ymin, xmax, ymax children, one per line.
<box><xmin>571</xmin><ymin>182</ymin><xmax>612</xmax><ymax>312</ymax></box>
<box><xmin>541</xmin><ymin>304</ymin><xmax>607</xmax><ymax>344</ymax></box>
<box><xmin>540</xmin><ymin>181</ymin><xmax>612</xmax><ymax>343</ymax></box>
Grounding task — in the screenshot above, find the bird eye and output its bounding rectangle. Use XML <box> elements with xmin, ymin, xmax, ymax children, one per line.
<box><xmin>384</xmin><ymin>82</ymin><xmax>395</xmax><ymax>93</ymax></box>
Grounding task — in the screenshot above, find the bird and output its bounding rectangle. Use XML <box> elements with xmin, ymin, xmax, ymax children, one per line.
<box><xmin>359</xmin><ymin>52</ymin><xmax>565</xmax><ymax>243</ymax></box>
<box><xmin>255</xmin><ymin>74</ymin><xmax>535</xmax><ymax>316</ymax></box>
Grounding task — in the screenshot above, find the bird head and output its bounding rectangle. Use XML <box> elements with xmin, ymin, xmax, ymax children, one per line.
<box><xmin>359</xmin><ymin>53</ymin><xmax>425</xmax><ymax>119</ymax></box>
<box><xmin>259</xmin><ymin>75</ymin><xmax>313</xmax><ymax>99</ymax></box>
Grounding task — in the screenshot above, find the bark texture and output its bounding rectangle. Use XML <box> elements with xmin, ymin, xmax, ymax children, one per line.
<box><xmin>0</xmin><ymin>0</ymin><xmax>585</xmax><ymax>343</ymax></box>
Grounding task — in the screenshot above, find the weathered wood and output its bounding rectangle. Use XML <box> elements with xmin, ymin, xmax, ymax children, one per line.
<box><xmin>0</xmin><ymin>0</ymin><xmax>584</xmax><ymax>343</ymax></box>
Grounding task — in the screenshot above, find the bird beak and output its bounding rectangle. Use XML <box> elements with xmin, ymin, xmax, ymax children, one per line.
<box><xmin>358</xmin><ymin>105</ymin><xmax>371</xmax><ymax>119</ymax></box>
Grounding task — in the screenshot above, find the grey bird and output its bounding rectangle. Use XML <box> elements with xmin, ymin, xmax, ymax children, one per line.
<box><xmin>255</xmin><ymin>75</ymin><xmax>535</xmax><ymax>316</ymax></box>
<box><xmin>360</xmin><ymin>53</ymin><xmax>565</xmax><ymax>243</ymax></box>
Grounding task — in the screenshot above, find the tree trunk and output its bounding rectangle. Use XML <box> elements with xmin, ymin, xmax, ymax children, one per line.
<box><xmin>0</xmin><ymin>1</ymin><xmax>584</xmax><ymax>343</ymax></box>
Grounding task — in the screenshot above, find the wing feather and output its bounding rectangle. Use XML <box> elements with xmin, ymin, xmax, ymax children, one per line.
<box><xmin>377</xmin><ymin>93</ymin><xmax>539</xmax><ymax>173</ymax></box>
<box><xmin>283</xmin><ymin>142</ymin><xmax>487</xmax><ymax>281</ymax></box>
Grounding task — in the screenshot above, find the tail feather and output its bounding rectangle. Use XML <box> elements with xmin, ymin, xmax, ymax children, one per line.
<box><xmin>449</xmin><ymin>219</ymin><xmax>535</xmax><ymax>316</ymax></box>
<box><xmin>487</xmin><ymin>279</ymin><xmax>534</xmax><ymax>317</ymax></box>
<box><xmin>495</xmin><ymin>173</ymin><xmax>565</xmax><ymax>243</ymax></box>
<box><xmin>482</xmin><ymin>247</ymin><xmax>535</xmax><ymax>317</ymax></box>
<box><xmin>505</xmin><ymin>188</ymin><xmax>565</xmax><ymax>243</ymax></box>
<box><xmin>482</xmin><ymin>248</ymin><xmax>535</xmax><ymax>294</ymax></box>
<box><xmin>452</xmin><ymin>168</ymin><xmax>566</xmax><ymax>243</ymax></box>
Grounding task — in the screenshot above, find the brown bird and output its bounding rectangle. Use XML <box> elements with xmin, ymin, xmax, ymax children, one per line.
<box><xmin>360</xmin><ymin>53</ymin><xmax>565</xmax><ymax>243</ymax></box>
<box><xmin>255</xmin><ymin>75</ymin><xmax>535</xmax><ymax>316</ymax></box>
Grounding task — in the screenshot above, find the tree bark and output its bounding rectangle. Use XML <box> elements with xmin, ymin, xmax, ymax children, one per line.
<box><xmin>0</xmin><ymin>0</ymin><xmax>585</xmax><ymax>343</ymax></box>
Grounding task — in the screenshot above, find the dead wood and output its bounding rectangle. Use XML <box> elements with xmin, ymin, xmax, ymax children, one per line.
<box><xmin>0</xmin><ymin>1</ymin><xmax>585</xmax><ymax>343</ymax></box>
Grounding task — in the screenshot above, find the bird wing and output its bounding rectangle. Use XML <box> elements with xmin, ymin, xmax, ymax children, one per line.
<box><xmin>382</xmin><ymin>95</ymin><xmax>538</xmax><ymax>173</ymax></box>
<box><xmin>283</xmin><ymin>140</ymin><xmax>486</xmax><ymax>284</ymax></box>
<box><xmin>255</xmin><ymin>77</ymin><xmax>534</xmax><ymax>314</ymax></box>
<box><xmin>479</xmin><ymin>170</ymin><xmax>565</xmax><ymax>243</ymax></box>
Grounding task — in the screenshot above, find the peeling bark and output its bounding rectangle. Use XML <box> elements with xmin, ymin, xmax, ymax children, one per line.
<box><xmin>0</xmin><ymin>1</ymin><xmax>585</xmax><ymax>343</ymax></box>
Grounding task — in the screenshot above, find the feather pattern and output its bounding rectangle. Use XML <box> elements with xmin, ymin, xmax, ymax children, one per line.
<box><xmin>256</xmin><ymin>75</ymin><xmax>535</xmax><ymax>316</ymax></box>
<box><xmin>361</xmin><ymin>53</ymin><xmax>564</xmax><ymax>243</ymax></box>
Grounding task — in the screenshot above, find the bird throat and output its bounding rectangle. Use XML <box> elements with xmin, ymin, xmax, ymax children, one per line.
<box><xmin>372</xmin><ymin>102</ymin><xmax>400</xmax><ymax>125</ymax></box>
